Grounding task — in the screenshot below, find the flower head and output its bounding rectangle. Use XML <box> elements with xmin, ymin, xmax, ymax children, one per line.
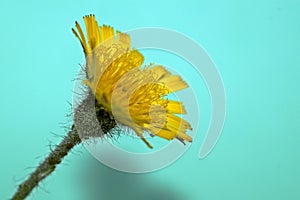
<box><xmin>72</xmin><ymin>15</ymin><xmax>192</xmax><ymax>148</ymax></box>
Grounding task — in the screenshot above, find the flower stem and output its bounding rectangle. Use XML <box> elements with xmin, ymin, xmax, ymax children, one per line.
<box><xmin>11</xmin><ymin>125</ymin><xmax>81</xmax><ymax>200</ymax></box>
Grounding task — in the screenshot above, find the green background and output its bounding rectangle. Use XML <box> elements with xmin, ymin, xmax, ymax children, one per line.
<box><xmin>1</xmin><ymin>0</ymin><xmax>299</xmax><ymax>199</ymax></box>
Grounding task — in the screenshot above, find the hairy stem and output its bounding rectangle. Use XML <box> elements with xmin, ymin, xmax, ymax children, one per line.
<box><xmin>11</xmin><ymin>91</ymin><xmax>116</xmax><ymax>199</ymax></box>
<box><xmin>11</xmin><ymin>125</ymin><xmax>81</xmax><ymax>200</ymax></box>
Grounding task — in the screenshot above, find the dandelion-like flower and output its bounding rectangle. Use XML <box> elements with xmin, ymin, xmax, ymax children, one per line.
<box><xmin>11</xmin><ymin>14</ymin><xmax>195</xmax><ymax>200</ymax></box>
<box><xmin>72</xmin><ymin>15</ymin><xmax>192</xmax><ymax>148</ymax></box>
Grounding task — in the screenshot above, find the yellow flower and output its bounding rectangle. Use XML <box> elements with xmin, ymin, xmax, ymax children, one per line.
<box><xmin>72</xmin><ymin>14</ymin><xmax>192</xmax><ymax>148</ymax></box>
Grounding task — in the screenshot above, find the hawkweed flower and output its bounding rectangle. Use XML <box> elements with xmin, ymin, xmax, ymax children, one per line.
<box><xmin>11</xmin><ymin>14</ymin><xmax>192</xmax><ymax>200</ymax></box>
<box><xmin>72</xmin><ymin>14</ymin><xmax>192</xmax><ymax>148</ymax></box>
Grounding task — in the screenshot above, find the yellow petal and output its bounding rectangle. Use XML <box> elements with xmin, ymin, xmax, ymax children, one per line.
<box><xmin>162</xmin><ymin>75</ymin><xmax>188</xmax><ymax>92</ymax></box>
<box><xmin>166</xmin><ymin>100</ymin><xmax>187</xmax><ymax>114</ymax></box>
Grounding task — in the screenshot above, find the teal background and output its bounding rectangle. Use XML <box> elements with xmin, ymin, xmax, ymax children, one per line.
<box><xmin>1</xmin><ymin>0</ymin><xmax>299</xmax><ymax>199</ymax></box>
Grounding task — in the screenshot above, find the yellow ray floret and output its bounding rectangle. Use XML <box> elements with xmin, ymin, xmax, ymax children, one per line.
<box><xmin>73</xmin><ymin>15</ymin><xmax>192</xmax><ymax>148</ymax></box>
